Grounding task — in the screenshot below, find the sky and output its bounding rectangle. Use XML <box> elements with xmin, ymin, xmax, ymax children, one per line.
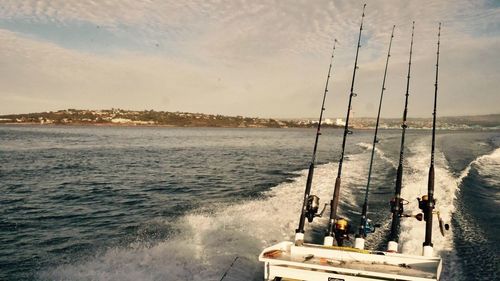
<box><xmin>0</xmin><ymin>0</ymin><xmax>498</xmax><ymax>118</ymax></box>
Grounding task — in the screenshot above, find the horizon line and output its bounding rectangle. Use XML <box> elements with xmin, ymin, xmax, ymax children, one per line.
<box><xmin>1</xmin><ymin>108</ymin><xmax>499</xmax><ymax>120</ymax></box>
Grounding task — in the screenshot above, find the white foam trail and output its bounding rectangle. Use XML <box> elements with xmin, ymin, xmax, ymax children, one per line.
<box><xmin>40</xmin><ymin>152</ymin><xmax>371</xmax><ymax>281</ymax></box>
<box><xmin>397</xmin><ymin>138</ymin><xmax>461</xmax><ymax>280</ymax></box>
<box><xmin>458</xmin><ymin>147</ymin><xmax>500</xmax><ymax>185</ymax></box>
<box><xmin>398</xmin><ymin>138</ymin><xmax>459</xmax><ymax>255</ymax></box>
<box><xmin>335</xmin><ymin>150</ymin><xmax>373</xmax><ymax>210</ymax></box>
<box><xmin>357</xmin><ymin>142</ymin><xmax>397</xmax><ymax>168</ymax></box>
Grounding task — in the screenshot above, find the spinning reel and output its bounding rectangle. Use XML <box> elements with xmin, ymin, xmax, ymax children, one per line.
<box><xmin>305</xmin><ymin>195</ymin><xmax>328</xmax><ymax>223</ymax></box>
<box><xmin>358</xmin><ymin>218</ymin><xmax>381</xmax><ymax>237</ymax></box>
<box><xmin>390</xmin><ymin>197</ymin><xmax>409</xmax><ymax>217</ymax></box>
<box><xmin>334</xmin><ymin>218</ymin><xmax>350</xmax><ymax>246</ymax></box>
<box><xmin>399</xmin><ymin>195</ymin><xmax>450</xmax><ymax>236</ymax></box>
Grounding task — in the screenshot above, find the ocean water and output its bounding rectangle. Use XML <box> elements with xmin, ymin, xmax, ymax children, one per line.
<box><xmin>0</xmin><ymin>125</ymin><xmax>498</xmax><ymax>281</ymax></box>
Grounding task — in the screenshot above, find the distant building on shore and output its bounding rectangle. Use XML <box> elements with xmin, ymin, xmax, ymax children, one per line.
<box><xmin>335</xmin><ymin>118</ymin><xmax>345</xmax><ymax>126</ymax></box>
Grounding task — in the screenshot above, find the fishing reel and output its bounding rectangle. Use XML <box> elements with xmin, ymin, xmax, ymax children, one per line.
<box><xmin>417</xmin><ymin>195</ymin><xmax>436</xmax><ymax>221</ymax></box>
<box><xmin>390</xmin><ymin>197</ymin><xmax>409</xmax><ymax>217</ymax></box>
<box><xmin>334</xmin><ymin>218</ymin><xmax>351</xmax><ymax>246</ymax></box>
<box><xmin>305</xmin><ymin>195</ymin><xmax>328</xmax><ymax>223</ymax></box>
<box><xmin>396</xmin><ymin>196</ymin><xmax>439</xmax><ymax>223</ymax></box>
<box><xmin>359</xmin><ymin>218</ymin><xmax>381</xmax><ymax>237</ymax></box>
<box><xmin>414</xmin><ymin>196</ymin><xmax>450</xmax><ymax>236</ymax></box>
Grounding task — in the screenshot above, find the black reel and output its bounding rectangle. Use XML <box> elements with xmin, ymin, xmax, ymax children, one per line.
<box><xmin>390</xmin><ymin>197</ymin><xmax>409</xmax><ymax>217</ymax></box>
<box><xmin>305</xmin><ymin>195</ymin><xmax>328</xmax><ymax>223</ymax></box>
<box><xmin>399</xmin><ymin>196</ymin><xmax>450</xmax><ymax>237</ymax></box>
<box><xmin>417</xmin><ymin>196</ymin><xmax>450</xmax><ymax>236</ymax></box>
<box><xmin>417</xmin><ymin>195</ymin><xmax>436</xmax><ymax>221</ymax></box>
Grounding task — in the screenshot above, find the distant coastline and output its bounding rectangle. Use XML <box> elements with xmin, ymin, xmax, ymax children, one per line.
<box><xmin>1</xmin><ymin>109</ymin><xmax>499</xmax><ymax>130</ymax></box>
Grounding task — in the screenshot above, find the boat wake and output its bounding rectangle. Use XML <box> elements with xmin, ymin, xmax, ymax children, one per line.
<box><xmin>451</xmin><ymin>147</ymin><xmax>500</xmax><ymax>280</ymax></box>
<box><xmin>458</xmin><ymin>147</ymin><xmax>500</xmax><ymax>185</ymax></box>
<box><xmin>39</xmin><ymin>143</ymin><xmax>498</xmax><ymax>281</ymax></box>
<box><xmin>357</xmin><ymin>142</ymin><xmax>398</xmax><ymax>168</ymax></box>
<box><xmin>398</xmin><ymin>139</ymin><xmax>500</xmax><ymax>281</ymax></box>
<box><xmin>399</xmin><ymin>138</ymin><xmax>455</xmax><ymax>253</ymax></box>
<box><xmin>39</xmin><ymin>154</ymin><xmax>369</xmax><ymax>280</ymax></box>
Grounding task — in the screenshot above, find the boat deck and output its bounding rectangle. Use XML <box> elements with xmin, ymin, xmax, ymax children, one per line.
<box><xmin>259</xmin><ymin>242</ymin><xmax>442</xmax><ymax>281</ymax></box>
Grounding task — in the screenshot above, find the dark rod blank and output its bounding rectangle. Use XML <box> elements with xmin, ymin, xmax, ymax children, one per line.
<box><xmin>424</xmin><ymin>22</ymin><xmax>441</xmax><ymax>248</ymax></box>
<box><xmin>388</xmin><ymin>21</ymin><xmax>415</xmax><ymax>244</ymax></box>
<box><xmin>327</xmin><ymin>4</ymin><xmax>366</xmax><ymax>238</ymax></box>
<box><xmin>358</xmin><ymin>25</ymin><xmax>395</xmax><ymax>238</ymax></box>
<box><xmin>295</xmin><ymin>39</ymin><xmax>338</xmax><ymax>235</ymax></box>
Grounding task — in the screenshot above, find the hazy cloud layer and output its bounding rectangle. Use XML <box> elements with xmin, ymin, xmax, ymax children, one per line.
<box><xmin>0</xmin><ymin>0</ymin><xmax>498</xmax><ymax>117</ymax></box>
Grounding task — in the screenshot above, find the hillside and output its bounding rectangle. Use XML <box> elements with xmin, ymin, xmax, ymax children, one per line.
<box><xmin>0</xmin><ymin>109</ymin><xmax>339</xmax><ymax>128</ymax></box>
<box><xmin>1</xmin><ymin>109</ymin><xmax>498</xmax><ymax>130</ymax></box>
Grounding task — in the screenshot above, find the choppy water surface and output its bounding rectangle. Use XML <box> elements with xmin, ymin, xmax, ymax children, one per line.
<box><xmin>1</xmin><ymin>126</ymin><xmax>499</xmax><ymax>280</ymax></box>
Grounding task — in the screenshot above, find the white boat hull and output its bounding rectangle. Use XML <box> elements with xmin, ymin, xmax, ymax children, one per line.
<box><xmin>259</xmin><ymin>241</ymin><xmax>442</xmax><ymax>281</ymax></box>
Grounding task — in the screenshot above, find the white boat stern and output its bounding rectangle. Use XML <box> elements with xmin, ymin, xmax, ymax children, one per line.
<box><xmin>259</xmin><ymin>241</ymin><xmax>442</xmax><ymax>281</ymax></box>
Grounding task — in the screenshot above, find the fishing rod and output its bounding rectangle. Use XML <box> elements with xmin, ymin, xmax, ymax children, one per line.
<box><xmin>294</xmin><ymin>38</ymin><xmax>338</xmax><ymax>244</ymax></box>
<box><xmin>421</xmin><ymin>22</ymin><xmax>441</xmax><ymax>257</ymax></box>
<box><xmin>324</xmin><ymin>4</ymin><xmax>366</xmax><ymax>247</ymax></box>
<box><xmin>219</xmin><ymin>256</ymin><xmax>239</xmax><ymax>281</ymax></box>
<box><xmin>354</xmin><ymin>25</ymin><xmax>396</xmax><ymax>250</ymax></box>
<box><xmin>387</xmin><ymin>21</ymin><xmax>415</xmax><ymax>253</ymax></box>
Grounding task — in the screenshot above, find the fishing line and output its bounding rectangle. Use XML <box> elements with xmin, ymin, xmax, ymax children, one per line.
<box><xmin>294</xmin><ymin>38</ymin><xmax>338</xmax><ymax>242</ymax></box>
<box><xmin>388</xmin><ymin>21</ymin><xmax>415</xmax><ymax>249</ymax></box>
<box><xmin>423</xmin><ymin>22</ymin><xmax>442</xmax><ymax>250</ymax></box>
<box><xmin>356</xmin><ymin>24</ymin><xmax>396</xmax><ymax>240</ymax></box>
<box><xmin>325</xmin><ymin>3</ymin><xmax>366</xmax><ymax>247</ymax></box>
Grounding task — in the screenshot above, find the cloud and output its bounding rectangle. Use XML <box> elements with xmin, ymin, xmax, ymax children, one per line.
<box><xmin>0</xmin><ymin>0</ymin><xmax>498</xmax><ymax>117</ymax></box>
<box><xmin>0</xmin><ymin>29</ymin><xmax>325</xmax><ymax>116</ymax></box>
<box><xmin>0</xmin><ymin>29</ymin><xmax>225</xmax><ymax>113</ymax></box>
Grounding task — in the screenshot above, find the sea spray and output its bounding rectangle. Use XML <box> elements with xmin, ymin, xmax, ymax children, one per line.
<box><xmin>399</xmin><ymin>137</ymin><xmax>460</xmax><ymax>280</ymax></box>
<box><xmin>357</xmin><ymin>142</ymin><xmax>397</xmax><ymax>168</ymax></box>
<box><xmin>39</xmin><ymin>147</ymin><xmax>380</xmax><ymax>281</ymax></box>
